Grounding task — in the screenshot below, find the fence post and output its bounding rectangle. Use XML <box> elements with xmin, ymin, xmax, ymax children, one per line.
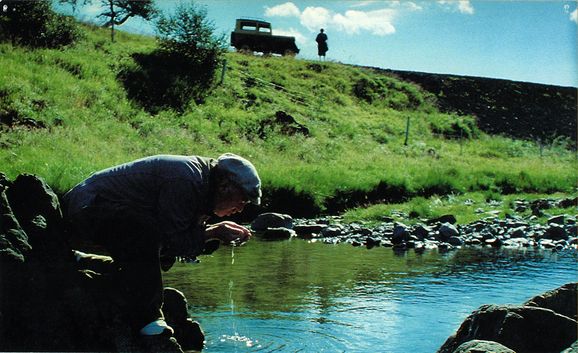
<box><xmin>404</xmin><ymin>116</ymin><xmax>410</xmax><ymax>146</ymax></box>
<box><xmin>220</xmin><ymin>59</ymin><xmax>227</xmax><ymax>85</ymax></box>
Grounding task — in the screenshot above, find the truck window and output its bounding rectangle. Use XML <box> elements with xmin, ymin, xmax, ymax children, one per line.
<box><xmin>241</xmin><ymin>23</ymin><xmax>257</xmax><ymax>31</ymax></box>
<box><xmin>258</xmin><ymin>27</ymin><xmax>271</xmax><ymax>33</ymax></box>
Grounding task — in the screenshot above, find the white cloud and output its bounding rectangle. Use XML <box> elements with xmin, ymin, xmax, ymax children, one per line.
<box><xmin>349</xmin><ymin>1</ymin><xmax>381</xmax><ymax>8</ymax></box>
<box><xmin>333</xmin><ymin>9</ymin><xmax>396</xmax><ymax>35</ymax></box>
<box><xmin>438</xmin><ymin>0</ymin><xmax>475</xmax><ymax>15</ymax></box>
<box><xmin>273</xmin><ymin>28</ymin><xmax>308</xmax><ymax>46</ymax></box>
<box><xmin>458</xmin><ymin>0</ymin><xmax>474</xmax><ymax>14</ymax></box>
<box><xmin>406</xmin><ymin>2</ymin><xmax>423</xmax><ymax>11</ymax></box>
<box><xmin>571</xmin><ymin>8</ymin><xmax>577</xmax><ymax>23</ymax></box>
<box><xmin>300</xmin><ymin>6</ymin><xmax>332</xmax><ymax>31</ymax></box>
<box><xmin>349</xmin><ymin>1</ymin><xmax>421</xmax><ymax>11</ymax></box>
<box><xmin>265</xmin><ymin>2</ymin><xmax>301</xmax><ymax>17</ymax></box>
<box><xmin>266</xmin><ymin>4</ymin><xmax>398</xmax><ymax>36</ymax></box>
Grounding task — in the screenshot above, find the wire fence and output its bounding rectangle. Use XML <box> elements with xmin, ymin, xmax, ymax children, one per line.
<box><xmin>226</xmin><ymin>64</ymin><xmax>323</xmax><ymax>110</ymax></box>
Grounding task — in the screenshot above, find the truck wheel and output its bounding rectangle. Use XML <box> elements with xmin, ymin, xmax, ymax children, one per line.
<box><xmin>283</xmin><ymin>50</ymin><xmax>296</xmax><ymax>57</ymax></box>
<box><xmin>238</xmin><ymin>45</ymin><xmax>252</xmax><ymax>55</ymax></box>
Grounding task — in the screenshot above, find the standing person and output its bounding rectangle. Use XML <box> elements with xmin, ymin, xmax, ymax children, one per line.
<box><xmin>316</xmin><ymin>28</ymin><xmax>328</xmax><ymax>60</ymax></box>
<box><xmin>63</xmin><ymin>153</ymin><xmax>261</xmax><ymax>336</ymax></box>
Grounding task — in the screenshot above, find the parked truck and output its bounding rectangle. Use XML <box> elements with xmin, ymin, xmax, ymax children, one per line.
<box><xmin>230</xmin><ymin>18</ymin><xmax>300</xmax><ymax>56</ymax></box>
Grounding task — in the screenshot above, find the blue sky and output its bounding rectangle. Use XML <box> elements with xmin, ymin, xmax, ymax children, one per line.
<box><xmin>59</xmin><ymin>1</ymin><xmax>577</xmax><ymax>87</ymax></box>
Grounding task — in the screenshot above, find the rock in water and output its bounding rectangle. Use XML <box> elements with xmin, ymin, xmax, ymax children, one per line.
<box><xmin>251</xmin><ymin>212</ymin><xmax>293</xmax><ymax>231</ymax></box>
<box><xmin>163</xmin><ymin>287</ymin><xmax>205</xmax><ymax>351</ymax></box>
<box><xmin>438</xmin><ymin>283</ymin><xmax>578</xmax><ymax>353</ymax></box>
<box><xmin>294</xmin><ymin>224</ymin><xmax>327</xmax><ymax>238</ymax></box>
<box><xmin>392</xmin><ymin>223</ymin><xmax>410</xmax><ymax>245</ymax></box>
<box><xmin>260</xmin><ymin>227</ymin><xmax>296</xmax><ymax>240</ymax></box>
<box><xmin>524</xmin><ymin>282</ymin><xmax>577</xmax><ymax>321</ymax></box>
<box><xmin>439</xmin><ymin>222</ymin><xmax>459</xmax><ymax>241</ymax></box>
<box><xmin>452</xmin><ymin>340</ymin><xmax>515</xmax><ymax>353</ymax></box>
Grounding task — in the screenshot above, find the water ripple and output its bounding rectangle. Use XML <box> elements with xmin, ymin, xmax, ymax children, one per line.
<box><xmin>169</xmin><ymin>245</ymin><xmax>577</xmax><ymax>353</ymax></box>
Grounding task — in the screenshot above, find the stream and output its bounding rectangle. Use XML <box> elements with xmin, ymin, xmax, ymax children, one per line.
<box><xmin>163</xmin><ymin>239</ymin><xmax>577</xmax><ymax>352</ymax></box>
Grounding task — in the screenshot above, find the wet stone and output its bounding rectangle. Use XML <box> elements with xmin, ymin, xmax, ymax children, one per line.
<box><xmin>448</xmin><ymin>236</ymin><xmax>463</xmax><ymax>246</ymax></box>
<box><xmin>320</xmin><ymin>225</ymin><xmax>344</xmax><ymax>238</ymax></box>
<box><xmin>503</xmin><ymin>238</ymin><xmax>530</xmax><ymax>248</ymax></box>
<box><xmin>260</xmin><ymin>227</ymin><xmax>296</xmax><ymax>240</ymax></box>
<box><xmin>548</xmin><ymin>215</ymin><xmax>565</xmax><ymax>225</ymax></box>
<box><xmin>544</xmin><ymin>224</ymin><xmax>567</xmax><ymax>240</ymax></box>
<box><xmin>293</xmin><ymin>224</ymin><xmax>327</xmax><ymax>238</ymax></box>
<box><xmin>293</xmin><ymin>208</ymin><xmax>576</xmax><ymax>252</ymax></box>
<box><xmin>412</xmin><ymin>224</ymin><xmax>430</xmax><ymax>240</ymax></box>
<box><xmin>392</xmin><ymin>223</ymin><xmax>410</xmax><ymax>244</ymax></box>
<box><xmin>509</xmin><ymin>227</ymin><xmax>526</xmax><ymax>238</ymax></box>
<box><xmin>539</xmin><ymin>239</ymin><xmax>556</xmax><ymax>248</ymax></box>
<box><xmin>485</xmin><ymin>238</ymin><xmax>503</xmax><ymax>248</ymax></box>
<box><xmin>439</xmin><ymin>222</ymin><xmax>459</xmax><ymax>240</ymax></box>
<box><xmin>428</xmin><ymin>214</ymin><xmax>457</xmax><ymax>225</ymax></box>
<box><xmin>251</xmin><ymin>213</ymin><xmax>293</xmax><ymax>232</ymax></box>
<box><xmin>365</xmin><ymin>237</ymin><xmax>380</xmax><ymax>248</ymax></box>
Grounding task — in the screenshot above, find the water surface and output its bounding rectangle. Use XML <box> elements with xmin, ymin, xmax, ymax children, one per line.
<box><xmin>163</xmin><ymin>239</ymin><xmax>577</xmax><ymax>352</ymax></box>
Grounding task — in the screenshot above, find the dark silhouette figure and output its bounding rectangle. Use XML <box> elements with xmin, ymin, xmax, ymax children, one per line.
<box><xmin>315</xmin><ymin>28</ymin><xmax>328</xmax><ymax>60</ymax></box>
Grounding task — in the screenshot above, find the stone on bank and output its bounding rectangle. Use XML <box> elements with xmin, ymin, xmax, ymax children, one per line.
<box><xmin>0</xmin><ymin>173</ymin><xmax>203</xmax><ymax>352</ymax></box>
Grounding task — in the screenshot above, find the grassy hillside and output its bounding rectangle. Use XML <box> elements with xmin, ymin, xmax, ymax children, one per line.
<box><xmin>383</xmin><ymin>69</ymin><xmax>577</xmax><ymax>142</ymax></box>
<box><xmin>0</xmin><ymin>24</ymin><xmax>575</xmax><ymax>218</ymax></box>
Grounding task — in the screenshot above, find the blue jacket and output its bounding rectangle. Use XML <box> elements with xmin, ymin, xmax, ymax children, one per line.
<box><xmin>63</xmin><ymin>155</ymin><xmax>217</xmax><ymax>258</ymax></box>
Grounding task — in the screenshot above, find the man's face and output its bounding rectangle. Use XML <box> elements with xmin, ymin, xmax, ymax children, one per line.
<box><xmin>213</xmin><ymin>184</ymin><xmax>248</xmax><ymax>217</ymax></box>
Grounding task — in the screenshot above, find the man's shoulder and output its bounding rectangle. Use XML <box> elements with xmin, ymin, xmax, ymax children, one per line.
<box><xmin>155</xmin><ymin>155</ymin><xmax>216</xmax><ymax>181</ymax></box>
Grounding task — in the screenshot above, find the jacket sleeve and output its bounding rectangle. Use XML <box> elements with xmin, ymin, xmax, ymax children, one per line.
<box><xmin>157</xmin><ymin>180</ymin><xmax>208</xmax><ymax>259</ymax></box>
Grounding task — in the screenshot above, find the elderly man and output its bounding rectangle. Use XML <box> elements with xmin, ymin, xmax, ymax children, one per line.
<box><xmin>63</xmin><ymin>153</ymin><xmax>260</xmax><ymax>336</ymax></box>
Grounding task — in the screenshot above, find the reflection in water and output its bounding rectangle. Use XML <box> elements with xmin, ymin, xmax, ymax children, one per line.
<box><xmin>164</xmin><ymin>240</ymin><xmax>577</xmax><ymax>352</ymax></box>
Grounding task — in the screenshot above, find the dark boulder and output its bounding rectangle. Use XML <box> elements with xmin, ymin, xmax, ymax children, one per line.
<box><xmin>0</xmin><ymin>177</ymin><xmax>31</xmax><ymax>263</ymax></box>
<box><xmin>412</xmin><ymin>224</ymin><xmax>431</xmax><ymax>240</ymax></box>
<box><xmin>0</xmin><ymin>173</ymin><xmax>202</xmax><ymax>352</ymax></box>
<box><xmin>447</xmin><ymin>236</ymin><xmax>463</xmax><ymax>246</ymax></box>
<box><xmin>163</xmin><ymin>287</ymin><xmax>205</xmax><ymax>352</ymax></box>
<box><xmin>558</xmin><ymin>197</ymin><xmax>577</xmax><ymax>209</ymax></box>
<box><xmin>524</xmin><ymin>282</ymin><xmax>577</xmax><ymax>321</ymax></box>
<box><xmin>544</xmin><ymin>223</ymin><xmax>567</xmax><ymax>240</ymax></box>
<box><xmin>258</xmin><ymin>111</ymin><xmax>309</xmax><ymax>138</ymax></box>
<box><xmin>452</xmin><ymin>340</ymin><xmax>515</xmax><ymax>353</ymax></box>
<box><xmin>438</xmin><ymin>300</ymin><xmax>577</xmax><ymax>353</ymax></box>
<box><xmin>260</xmin><ymin>227</ymin><xmax>296</xmax><ymax>240</ymax></box>
<box><xmin>5</xmin><ymin>173</ymin><xmax>70</xmax><ymax>263</ymax></box>
<box><xmin>547</xmin><ymin>215</ymin><xmax>565</xmax><ymax>225</ymax></box>
<box><xmin>320</xmin><ymin>225</ymin><xmax>345</xmax><ymax>238</ymax></box>
<box><xmin>562</xmin><ymin>341</ymin><xmax>578</xmax><ymax>353</ymax></box>
<box><xmin>392</xmin><ymin>223</ymin><xmax>410</xmax><ymax>245</ymax></box>
<box><xmin>484</xmin><ymin>238</ymin><xmax>503</xmax><ymax>248</ymax></box>
<box><xmin>251</xmin><ymin>212</ymin><xmax>293</xmax><ymax>232</ymax></box>
<box><xmin>439</xmin><ymin>222</ymin><xmax>459</xmax><ymax>241</ymax></box>
<box><xmin>294</xmin><ymin>224</ymin><xmax>327</xmax><ymax>238</ymax></box>
<box><xmin>428</xmin><ymin>214</ymin><xmax>457</xmax><ymax>225</ymax></box>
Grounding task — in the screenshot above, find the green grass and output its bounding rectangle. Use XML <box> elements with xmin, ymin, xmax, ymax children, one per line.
<box><xmin>343</xmin><ymin>192</ymin><xmax>576</xmax><ymax>225</ymax></box>
<box><xmin>0</xmin><ymin>23</ymin><xmax>575</xmax><ymax>215</ymax></box>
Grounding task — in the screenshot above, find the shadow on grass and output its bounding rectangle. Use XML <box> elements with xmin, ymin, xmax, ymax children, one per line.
<box><xmin>118</xmin><ymin>51</ymin><xmax>215</xmax><ymax>113</ymax></box>
<box><xmin>325</xmin><ymin>181</ymin><xmax>411</xmax><ymax>214</ymax></box>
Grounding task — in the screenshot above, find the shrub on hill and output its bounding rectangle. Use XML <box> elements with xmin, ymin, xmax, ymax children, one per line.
<box><xmin>156</xmin><ymin>2</ymin><xmax>225</xmax><ymax>68</ymax></box>
<box><xmin>117</xmin><ymin>1</ymin><xmax>227</xmax><ymax>113</ymax></box>
<box><xmin>118</xmin><ymin>2</ymin><xmax>226</xmax><ymax>113</ymax></box>
<box><xmin>0</xmin><ymin>0</ymin><xmax>81</xmax><ymax>48</ymax></box>
<box><xmin>352</xmin><ymin>75</ymin><xmax>432</xmax><ymax>111</ymax></box>
<box><xmin>429</xmin><ymin>113</ymin><xmax>480</xmax><ymax>139</ymax></box>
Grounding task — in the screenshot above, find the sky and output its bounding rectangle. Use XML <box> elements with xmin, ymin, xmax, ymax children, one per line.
<box><xmin>58</xmin><ymin>1</ymin><xmax>578</xmax><ymax>87</ymax></box>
